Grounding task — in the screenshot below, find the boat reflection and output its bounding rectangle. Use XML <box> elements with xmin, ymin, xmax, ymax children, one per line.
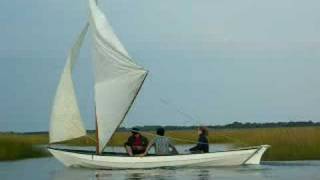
<box><xmin>52</xmin><ymin>167</ymin><xmax>214</xmax><ymax>180</ymax></box>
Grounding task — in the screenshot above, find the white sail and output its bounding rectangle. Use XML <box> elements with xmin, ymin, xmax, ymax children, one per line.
<box><xmin>49</xmin><ymin>24</ymin><xmax>89</xmax><ymax>143</ymax></box>
<box><xmin>88</xmin><ymin>0</ymin><xmax>147</xmax><ymax>153</ymax></box>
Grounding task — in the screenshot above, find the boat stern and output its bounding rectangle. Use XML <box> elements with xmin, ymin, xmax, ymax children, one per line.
<box><xmin>244</xmin><ymin>145</ymin><xmax>270</xmax><ymax>165</ymax></box>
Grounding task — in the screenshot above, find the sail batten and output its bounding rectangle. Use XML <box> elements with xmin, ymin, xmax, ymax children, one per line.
<box><xmin>49</xmin><ymin>24</ymin><xmax>89</xmax><ymax>143</ymax></box>
<box><xmin>89</xmin><ymin>0</ymin><xmax>147</xmax><ymax>153</ymax></box>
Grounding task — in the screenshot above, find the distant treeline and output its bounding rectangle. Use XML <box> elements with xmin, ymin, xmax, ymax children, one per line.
<box><xmin>121</xmin><ymin>121</ymin><xmax>320</xmax><ymax>132</ymax></box>
<box><xmin>3</xmin><ymin>121</ymin><xmax>320</xmax><ymax>134</ymax></box>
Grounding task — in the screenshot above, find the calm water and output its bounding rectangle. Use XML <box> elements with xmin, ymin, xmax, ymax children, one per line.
<box><xmin>1</xmin><ymin>145</ymin><xmax>320</xmax><ymax>180</ymax></box>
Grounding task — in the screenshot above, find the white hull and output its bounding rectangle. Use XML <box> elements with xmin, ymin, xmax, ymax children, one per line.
<box><xmin>48</xmin><ymin>145</ymin><xmax>269</xmax><ymax>169</ymax></box>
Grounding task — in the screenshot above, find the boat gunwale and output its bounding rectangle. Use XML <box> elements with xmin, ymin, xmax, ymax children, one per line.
<box><xmin>47</xmin><ymin>145</ymin><xmax>263</xmax><ymax>157</ymax></box>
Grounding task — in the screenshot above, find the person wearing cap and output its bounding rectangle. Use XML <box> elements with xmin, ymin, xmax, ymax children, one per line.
<box><xmin>141</xmin><ymin>127</ymin><xmax>178</xmax><ymax>156</ymax></box>
<box><xmin>124</xmin><ymin>128</ymin><xmax>149</xmax><ymax>156</ymax></box>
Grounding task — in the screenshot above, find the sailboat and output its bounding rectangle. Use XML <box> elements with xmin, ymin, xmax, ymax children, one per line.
<box><xmin>48</xmin><ymin>0</ymin><xmax>270</xmax><ymax>169</ymax></box>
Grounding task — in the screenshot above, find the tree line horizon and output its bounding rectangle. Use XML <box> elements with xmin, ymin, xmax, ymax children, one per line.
<box><xmin>4</xmin><ymin>120</ymin><xmax>320</xmax><ymax>134</ymax></box>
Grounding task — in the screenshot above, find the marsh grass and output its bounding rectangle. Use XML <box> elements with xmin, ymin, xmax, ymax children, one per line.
<box><xmin>214</xmin><ymin>127</ymin><xmax>320</xmax><ymax>161</ymax></box>
<box><xmin>0</xmin><ymin>134</ymin><xmax>49</xmax><ymax>161</ymax></box>
<box><xmin>1</xmin><ymin>127</ymin><xmax>319</xmax><ymax>161</ymax></box>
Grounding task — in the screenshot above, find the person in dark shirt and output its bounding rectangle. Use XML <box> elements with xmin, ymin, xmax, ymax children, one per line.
<box><xmin>124</xmin><ymin>128</ymin><xmax>149</xmax><ymax>156</ymax></box>
<box><xmin>189</xmin><ymin>127</ymin><xmax>209</xmax><ymax>153</ymax></box>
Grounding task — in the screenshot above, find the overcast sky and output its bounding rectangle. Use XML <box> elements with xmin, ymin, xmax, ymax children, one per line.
<box><xmin>1</xmin><ymin>0</ymin><xmax>320</xmax><ymax>132</ymax></box>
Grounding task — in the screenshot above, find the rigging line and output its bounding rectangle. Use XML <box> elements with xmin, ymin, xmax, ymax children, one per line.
<box><xmin>109</xmin><ymin>70</ymin><xmax>246</xmax><ymax>146</ymax></box>
<box><xmin>130</xmin><ymin>129</ymin><xmax>207</xmax><ymax>145</ymax></box>
<box><xmin>130</xmin><ymin>129</ymin><xmax>249</xmax><ymax>146</ymax></box>
<box><xmin>145</xmin><ymin>71</ymin><xmax>201</xmax><ymax>125</ymax></box>
<box><xmin>159</xmin><ymin>98</ymin><xmax>200</xmax><ymax>125</ymax></box>
<box><xmin>158</xmin><ymin>99</ymin><xmax>248</xmax><ymax>146</ymax></box>
<box><xmin>159</xmin><ymin>99</ymin><xmax>193</xmax><ymax>123</ymax></box>
<box><xmin>85</xmin><ymin>133</ymin><xmax>98</xmax><ymax>143</ymax></box>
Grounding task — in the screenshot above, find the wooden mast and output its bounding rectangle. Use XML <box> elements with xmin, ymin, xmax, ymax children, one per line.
<box><xmin>95</xmin><ymin>105</ymin><xmax>100</xmax><ymax>155</ymax></box>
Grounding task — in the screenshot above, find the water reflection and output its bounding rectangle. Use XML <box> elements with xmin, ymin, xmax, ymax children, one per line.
<box><xmin>126</xmin><ymin>172</ymin><xmax>145</xmax><ymax>180</ymax></box>
<box><xmin>92</xmin><ymin>168</ymin><xmax>211</xmax><ymax>180</ymax></box>
<box><xmin>94</xmin><ymin>170</ymin><xmax>113</xmax><ymax>180</ymax></box>
<box><xmin>51</xmin><ymin>167</ymin><xmax>218</xmax><ymax>180</ymax></box>
<box><xmin>197</xmin><ymin>169</ymin><xmax>210</xmax><ymax>180</ymax></box>
<box><xmin>128</xmin><ymin>169</ymin><xmax>173</xmax><ymax>180</ymax></box>
<box><xmin>124</xmin><ymin>170</ymin><xmax>151</xmax><ymax>180</ymax></box>
<box><xmin>92</xmin><ymin>169</ymin><xmax>174</xmax><ymax>180</ymax></box>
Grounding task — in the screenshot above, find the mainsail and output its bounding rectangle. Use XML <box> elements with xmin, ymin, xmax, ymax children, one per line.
<box><xmin>49</xmin><ymin>24</ymin><xmax>89</xmax><ymax>143</ymax></box>
<box><xmin>89</xmin><ymin>0</ymin><xmax>148</xmax><ymax>153</ymax></box>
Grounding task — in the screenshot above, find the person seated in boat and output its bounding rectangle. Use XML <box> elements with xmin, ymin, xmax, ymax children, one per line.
<box><xmin>189</xmin><ymin>126</ymin><xmax>209</xmax><ymax>153</ymax></box>
<box><xmin>141</xmin><ymin>127</ymin><xmax>178</xmax><ymax>156</ymax></box>
<box><xmin>124</xmin><ymin>128</ymin><xmax>149</xmax><ymax>156</ymax></box>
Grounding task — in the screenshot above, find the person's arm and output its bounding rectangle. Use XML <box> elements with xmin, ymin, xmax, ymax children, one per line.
<box><xmin>141</xmin><ymin>139</ymin><xmax>154</xmax><ymax>156</ymax></box>
<box><xmin>142</xmin><ymin>136</ymin><xmax>149</xmax><ymax>147</ymax></box>
<box><xmin>189</xmin><ymin>145</ymin><xmax>199</xmax><ymax>152</ymax></box>
<box><xmin>169</xmin><ymin>141</ymin><xmax>179</xmax><ymax>154</ymax></box>
<box><xmin>124</xmin><ymin>136</ymin><xmax>133</xmax><ymax>147</ymax></box>
<box><xmin>124</xmin><ymin>136</ymin><xmax>134</xmax><ymax>156</ymax></box>
<box><xmin>189</xmin><ymin>137</ymin><xmax>201</xmax><ymax>152</ymax></box>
